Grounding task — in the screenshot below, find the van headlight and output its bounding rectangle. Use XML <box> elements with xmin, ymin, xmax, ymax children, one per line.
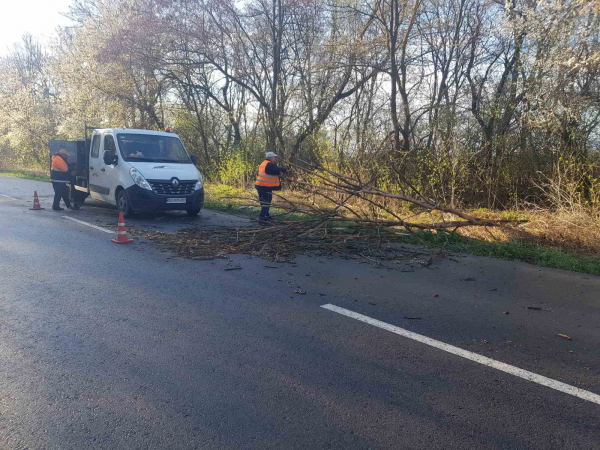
<box><xmin>129</xmin><ymin>168</ymin><xmax>152</xmax><ymax>191</ymax></box>
<box><xmin>195</xmin><ymin>172</ymin><xmax>203</xmax><ymax>190</ymax></box>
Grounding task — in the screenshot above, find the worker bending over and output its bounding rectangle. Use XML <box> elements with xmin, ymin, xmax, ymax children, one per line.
<box><xmin>50</xmin><ymin>148</ymin><xmax>72</xmax><ymax>211</ymax></box>
<box><xmin>255</xmin><ymin>151</ymin><xmax>287</xmax><ymax>222</ymax></box>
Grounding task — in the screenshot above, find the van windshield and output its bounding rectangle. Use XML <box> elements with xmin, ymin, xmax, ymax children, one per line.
<box><xmin>116</xmin><ymin>134</ymin><xmax>192</xmax><ymax>164</ymax></box>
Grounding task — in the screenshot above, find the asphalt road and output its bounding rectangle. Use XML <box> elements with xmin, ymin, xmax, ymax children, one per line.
<box><xmin>1</xmin><ymin>176</ymin><xmax>599</xmax><ymax>449</ymax></box>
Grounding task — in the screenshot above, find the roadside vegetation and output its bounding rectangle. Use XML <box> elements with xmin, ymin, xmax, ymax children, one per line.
<box><xmin>203</xmin><ymin>184</ymin><xmax>600</xmax><ymax>275</ymax></box>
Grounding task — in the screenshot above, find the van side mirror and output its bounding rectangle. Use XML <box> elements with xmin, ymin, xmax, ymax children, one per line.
<box><xmin>103</xmin><ymin>150</ymin><xmax>118</xmax><ymax>166</ymax></box>
<box><xmin>190</xmin><ymin>154</ymin><xmax>198</xmax><ymax>165</ymax></box>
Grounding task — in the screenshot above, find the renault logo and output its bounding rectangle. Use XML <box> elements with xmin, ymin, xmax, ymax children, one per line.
<box><xmin>171</xmin><ymin>179</ymin><xmax>180</xmax><ymax>188</ymax></box>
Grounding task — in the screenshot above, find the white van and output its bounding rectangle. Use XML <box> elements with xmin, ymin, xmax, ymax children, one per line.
<box><xmin>50</xmin><ymin>128</ymin><xmax>204</xmax><ymax>217</ymax></box>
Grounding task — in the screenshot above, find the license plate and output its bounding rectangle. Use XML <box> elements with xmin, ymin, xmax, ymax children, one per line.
<box><xmin>166</xmin><ymin>198</ymin><xmax>186</xmax><ymax>204</ymax></box>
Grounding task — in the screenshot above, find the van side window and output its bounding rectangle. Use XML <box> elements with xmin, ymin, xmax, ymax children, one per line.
<box><xmin>91</xmin><ymin>135</ymin><xmax>100</xmax><ymax>158</ymax></box>
<box><xmin>104</xmin><ymin>135</ymin><xmax>116</xmax><ymax>153</ymax></box>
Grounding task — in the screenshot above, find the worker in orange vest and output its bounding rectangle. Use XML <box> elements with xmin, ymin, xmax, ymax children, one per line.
<box><xmin>255</xmin><ymin>151</ymin><xmax>287</xmax><ymax>222</ymax></box>
<box><xmin>50</xmin><ymin>148</ymin><xmax>72</xmax><ymax>211</ymax></box>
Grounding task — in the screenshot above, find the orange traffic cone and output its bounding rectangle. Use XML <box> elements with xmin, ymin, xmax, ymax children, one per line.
<box><xmin>29</xmin><ymin>191</ymin><xmax>44</xmax><ymax>210</ymax></box>
<box><xmin>111</xmin><ymin>212</ymin><xmax>134</xmax><ymax>244</ymax></box>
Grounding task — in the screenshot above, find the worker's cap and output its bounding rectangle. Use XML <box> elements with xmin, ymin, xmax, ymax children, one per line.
<box><xmin>265</xmin><ymin>152</ymin><xmax>277</xmax><ymax>158</ymax></box>
<box><xmin>58</xmin><ymin>149</ymin><xmax>69</xmax><ymax>156</ymax></box>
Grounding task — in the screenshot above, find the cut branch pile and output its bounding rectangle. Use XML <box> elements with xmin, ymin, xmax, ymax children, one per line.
<box><xmin>279</xmin><ymin>159</ymin><xmax>527</xmax><ymax>231</ymax></box>
<box><xmin>136</xmin><ymin>223</ymin><xmax>428</xmax><ymax>267</ymax></box>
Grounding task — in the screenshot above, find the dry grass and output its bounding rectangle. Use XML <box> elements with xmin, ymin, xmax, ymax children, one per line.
<box><xmin>454</xmin><ymin>208</ymin><xmax>600</xmax><ymax>257</ymax></box>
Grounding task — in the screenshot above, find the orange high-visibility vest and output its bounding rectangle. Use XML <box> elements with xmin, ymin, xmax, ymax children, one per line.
<box><xmin>255</xmin><ymin>160</ymin><xmax>280</xmax><ymax>187</ymax></box>
<box><xmin>51</xmin><ymin>155</ymin><xmax>68</xmax><ymax>173</ymax></box>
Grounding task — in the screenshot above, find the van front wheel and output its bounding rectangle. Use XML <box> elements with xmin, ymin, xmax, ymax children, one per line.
<box><xmin>186</xmin><ymin>208</ymin><xmax>201</xmax><ymax>217</ymax></box>
<box><xmin>117</xmin><ymin>190</ymin><xmax>134</xmax><ymax>218</ymax></box>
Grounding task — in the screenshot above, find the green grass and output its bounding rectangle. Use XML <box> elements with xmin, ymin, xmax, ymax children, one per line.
<box><xmin>402</xmin><ymin>231</ymin><xmax>600</xmax><ymax>275</ymax></box>
<box><xmin>203</xmin><ymin>199</ymin><xmax>314</xmax><ymax>221</ymax></box>
<box><xmin>204</xmin><ymin>200</ymin><xmax>262</xmax><ymax>217</ymax></box>
<box><xmin>203</xmin><ymin>183</ymin><xmax>315</xmax><ymax>221</ymax></box>
<box><xmin>203</xmin><ymin>184</ymin><xmax>261</xmax><ymax>217</ymax></box>
<box><xmin>0</xmin><ymin>169</ymin><xmax>50</xmax><ymax>182</ymax></box>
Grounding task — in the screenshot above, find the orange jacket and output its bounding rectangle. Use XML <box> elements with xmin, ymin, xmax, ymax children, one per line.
<box><xmin>51</xmin><ymin>154</ymin><xmax>68</xmax><ymax>173</ymax></box>
<box><xmin>255</xmin><ymin>160</ymin><xmax>280</xmax><ymax>188</ymax></box>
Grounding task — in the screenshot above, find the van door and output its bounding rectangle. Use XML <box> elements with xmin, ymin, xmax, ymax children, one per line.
<box><xmin>94</xmin><ymin>133</ymin><xmax>120</xmax><ymax>205</ymax></box>
<box><xmin>88</xmin><ymin>134</ymin><xmax>105</xmax><ymax>201</ymax></box>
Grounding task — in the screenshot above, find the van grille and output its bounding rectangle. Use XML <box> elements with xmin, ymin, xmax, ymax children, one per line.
<box><xmin>150</xmin><ymin>180</ymin><xmax>196</xmax><ymax>196</ymax></box>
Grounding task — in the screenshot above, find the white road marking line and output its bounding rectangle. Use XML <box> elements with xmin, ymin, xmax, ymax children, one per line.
<box><xmin>321</xmin><ymin>303</ymin><xmax>600</xmax><ymax>406</ymax></box>
<box><xmin>62</xmin><ymin>216</ymin><xmax>114</xmax><ymax>234</ymax></box>
<box><xmin>0</xmin><ymin>194</ymin><xmax>20</xmax><ymax>201</ymax></box>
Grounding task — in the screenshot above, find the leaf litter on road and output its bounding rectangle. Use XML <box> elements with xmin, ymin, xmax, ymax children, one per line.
<box><xmin>133</xmin><ymin>222</ymin><xmax>429</xmax><ymax>269</ymax></box>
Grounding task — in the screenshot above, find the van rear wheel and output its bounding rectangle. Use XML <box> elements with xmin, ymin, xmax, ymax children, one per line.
<box><xmin>117</xmin><ymin>190</ymin><xmax>134</xmax><ymax>218</ymax></box>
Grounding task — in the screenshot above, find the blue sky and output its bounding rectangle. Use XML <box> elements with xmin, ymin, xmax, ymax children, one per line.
<box><xmin>0</xmin><ymin>0</ymin><xmax>73</xmax><ymax>55</ymax></box>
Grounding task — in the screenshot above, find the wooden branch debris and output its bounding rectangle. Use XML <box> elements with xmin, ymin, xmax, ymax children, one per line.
<box><xmin>278</xmin><ymin>159</ymin><xmax>527</xmax><ymax>230</ymax></box>
<box><xmin>135</xmin><ymin>218</ymin><xmax>425</xmax><ymax>267</ymax></box>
